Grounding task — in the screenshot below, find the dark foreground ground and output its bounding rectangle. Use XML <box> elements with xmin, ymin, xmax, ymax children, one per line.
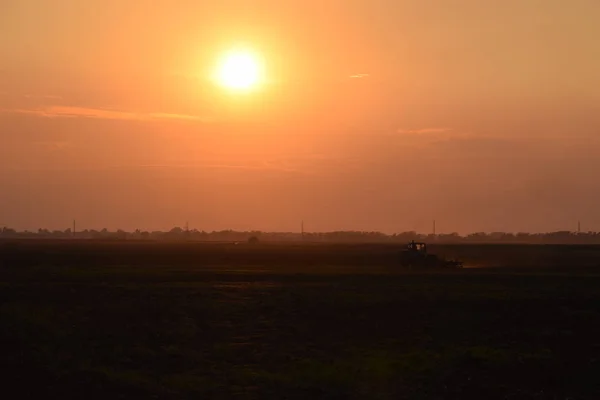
<box><xmin>1</xmin><ymin>240</ymin><xmax>600</xmax><ymax>399</ymax></box>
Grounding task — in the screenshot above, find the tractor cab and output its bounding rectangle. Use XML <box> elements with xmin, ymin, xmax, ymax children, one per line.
<box><xmin>407</xmin><ymin>241</ymin><xmax>427</xmax><ymax>255</ymax></box>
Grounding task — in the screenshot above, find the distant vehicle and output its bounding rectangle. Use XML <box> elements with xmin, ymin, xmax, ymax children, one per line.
<box><xmin>399</xmin><ymin>241</ymin><xmax>463</xmax><ymax>269</ymax></box>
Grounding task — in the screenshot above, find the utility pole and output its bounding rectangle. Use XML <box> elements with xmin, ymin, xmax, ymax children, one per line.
<box><xmin>73</xmin><ymin>219</ymin><xmax>76</xmax><ymax>237</ymax></box>
<box><xmin>578</xmin><ymin>220</ymin><xmax>581</xmax><ymax>234</ymax></box>
<box><xmin>433</xmin><ymin>220</ymin><xmax>436</xmax><ymax>236</ymax></box>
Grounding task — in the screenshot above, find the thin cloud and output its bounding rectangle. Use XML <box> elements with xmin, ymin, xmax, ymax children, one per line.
<box><xmin>350</xmin><ymin>73</ymin><xmax>369</xmax><ymax>79</ymax></box>
<box><xmin>23</xmin><ymin>94</ymin><xmax>63</xmax><ymax>100</ymax></box>
<box><xmin>133</xmin><ymin>162</ymin><xmax>310</xmax><ymax>174</ymax></box>
<box><xmin>34</xmin><ymin>141</ymin><xmax>72</xmax><ymax>151</ymax></box>
<box><xmin>2</xmin><ymin>106</ymin><xmax>213</xmax><ymax>122</ymax></box>
<box><xmin>148</xmin><ymin>112</ymin><xmax>210</xmax><ymax>121</ymax></box>
<box><xmin>208</xmin><ymin>163</ymin><xmax>300</xmax><ymax>173</ymax></box>
<box><xmin>261</xmin><ymin>159</ymin><xmax>302</xmax><ymax>173</ymax></box>
<box><xmin>397</xmin><ymin>127</ymin><xmax>453</xmax><ymax>135</ymax></box>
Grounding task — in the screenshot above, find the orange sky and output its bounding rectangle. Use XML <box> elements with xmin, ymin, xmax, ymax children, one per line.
<box><xmin>1</xmin><ymin>0</ymin><xmax>600</xmax><ymax>233</ymax></box>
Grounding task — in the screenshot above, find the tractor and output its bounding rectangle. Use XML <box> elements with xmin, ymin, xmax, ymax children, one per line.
<box><xmin>399</xmin><ymin>241</ymin><xmax>463</xmax><ymax>269</ymax></box>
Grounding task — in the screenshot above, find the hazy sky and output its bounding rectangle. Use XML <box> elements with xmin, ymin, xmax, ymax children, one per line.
<box><xmin>1</xmin><ymin>0</ymin><xmax>599</xmax><ymax>233</ymax></box>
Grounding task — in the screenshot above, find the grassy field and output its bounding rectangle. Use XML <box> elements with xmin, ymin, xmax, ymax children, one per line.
<box><xmin>1</xmin><ymin>240</ymin><xmax>600</xmax><ymax>399</ymax></box>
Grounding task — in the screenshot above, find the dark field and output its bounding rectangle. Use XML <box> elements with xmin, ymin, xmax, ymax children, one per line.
<box><xmin>2</xmin><ymin>240</ymin><xmax>600</xmax><ymax>399</ymax></box>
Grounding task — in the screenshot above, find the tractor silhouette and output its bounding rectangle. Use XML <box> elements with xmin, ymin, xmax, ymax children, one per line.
<box><xmin>399</xmin><ymin>241</ymin><xmax>463</xmax><ymax>269</ymax></box>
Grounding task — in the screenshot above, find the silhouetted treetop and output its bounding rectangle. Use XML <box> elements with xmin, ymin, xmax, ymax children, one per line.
<box><xmin>0</xmin><ymin>226</ymin><xmax>598</xmax><ymax>244</ymax></box>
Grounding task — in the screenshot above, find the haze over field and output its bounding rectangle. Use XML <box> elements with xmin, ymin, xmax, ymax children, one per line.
<box><xmin>1</xmin><ymin>0</ymin><xmax>599</xmax><ymax>233</ymax></box>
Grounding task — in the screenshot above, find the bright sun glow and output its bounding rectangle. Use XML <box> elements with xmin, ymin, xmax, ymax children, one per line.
<box><xmin>216</xmin><ymin>50</ymin><xmax>263</xmax><ymax>90</ymax></box>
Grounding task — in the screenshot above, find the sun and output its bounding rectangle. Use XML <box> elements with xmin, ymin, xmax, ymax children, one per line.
<box><xmin>215</xmin><ymin>49</ymin><xmax>263</xmax><ymax>91</ymax></box>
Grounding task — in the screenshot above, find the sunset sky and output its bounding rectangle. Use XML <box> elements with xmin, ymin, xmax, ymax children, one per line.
<box><xmin>1</xmin><ymin>0</ymin><xmax>599</xmax><ymax>234</ymax></box>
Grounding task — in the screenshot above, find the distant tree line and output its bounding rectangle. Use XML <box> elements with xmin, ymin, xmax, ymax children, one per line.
<box><xmin>2</xmin><ymin>226</ymin><xmax>600</xmax><ymax>244</ymax></box>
